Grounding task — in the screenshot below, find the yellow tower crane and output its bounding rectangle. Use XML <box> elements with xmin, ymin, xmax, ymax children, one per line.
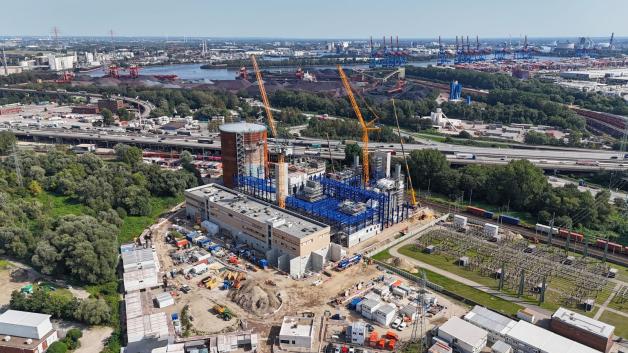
<box><xmin>337</xmin><ymin>65</ymin><xmax>379</xmax><ymax>185</ymax></box>
<box><xmin>250</xmin><ymin>54</ymin><xmax>286</xmax><ymax>208</ymax></box>
<box><xmin>391</xmin><ymin>99</ymin><xmax>418</xmax><ymax>207</ymax></box>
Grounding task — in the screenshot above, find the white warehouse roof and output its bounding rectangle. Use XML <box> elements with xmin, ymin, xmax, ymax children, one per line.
<box><xmin>0</xmin><ymin>310</ymin><xmax>53</xmax><ymax>339</ymax></box>
<box><xmin>464</xmin><ymin>305</ymin><xmax>517</xmax><ymax>336</ymax></box>
<box><xmin>552</xmin><ymin>307</ymin><xmax>615</xmax><ymax>339</ymax></box>
<box><xmin>506</xmin><ymin>321</ymin><xmax>600</xmax><ymax>353</ymax></box>
<box><xmin>439</xmin><ymin>317</ymin><xmax>487</xmax><ymax>349</ymax></box>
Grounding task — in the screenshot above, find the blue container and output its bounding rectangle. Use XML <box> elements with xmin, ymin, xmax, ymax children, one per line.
<box><xmin>499</xmin><ymin>215</ymin><xmax>520</xmax><ymax>225</ymax></box>
<box><xmin>171</xmin><ymin>313</ymin><xmax>179</xmax><ymax>321</ymax></box>
<box><xmin>259</xmin><ymin>259</ymin><xmax>268</xmax><ymax>268</ymax></box>
<box><xmin>484</xmin><ymin>211</ymin><xmax>494</xmax><ymax>219</ymax></box>
<box><xmin>349</xmin><ymin>297</ymin><xmax>363</xmax><ymax>310</ymax></box>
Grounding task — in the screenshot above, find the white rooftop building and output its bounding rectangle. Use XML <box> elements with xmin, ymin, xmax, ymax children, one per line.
<box><xmin>0</xmin><ymin>310</ymin><xmax>59</xmax><ymax>353</ymax></box>
<box><xmin>504</xmin><ymin>320</ymin><xmax>601</xmax><ymax>353</ymax></box>
<box><xmin>278</xmin><ymin>316</ymin><xmax>316</xmax><ymax>352</ymax></box>
<box><xmin>437</xmin><ymin>317</ymin><xmax>488</xmax><ymax>353</ymax></box>
<box><xmin>464</xmin><ymin>306</ymin><xmax>517</xmax><ymax>343</ymax></box>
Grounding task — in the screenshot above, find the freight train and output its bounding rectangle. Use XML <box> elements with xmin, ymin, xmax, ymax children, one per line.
<box><xmin>465</xmin><ymin>206</ymin><xmax>627</xmax><ymax>253</ymax></box>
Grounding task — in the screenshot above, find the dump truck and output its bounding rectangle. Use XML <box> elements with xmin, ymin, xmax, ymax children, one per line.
<box><xmin>213</xmin><ymin>304</ymin><xmax>233</xmax><ymax>321</ymax></box>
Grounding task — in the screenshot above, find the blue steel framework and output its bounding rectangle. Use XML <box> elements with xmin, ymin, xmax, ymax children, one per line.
<box><xmin>235</xmin><ymin>174</ymin><xmax>409</xmax><ymax>237</ymax></box>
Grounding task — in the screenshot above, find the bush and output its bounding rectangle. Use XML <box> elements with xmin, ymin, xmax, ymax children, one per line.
<box><xmin>63</xmin><ymin>328</ymin><xmax>82</xmax><ymax>350</ymax></box>
<box><xmin>48</xmin><ymin>341</ymin><xmax>68</xmax><ymax>353</ymax></box>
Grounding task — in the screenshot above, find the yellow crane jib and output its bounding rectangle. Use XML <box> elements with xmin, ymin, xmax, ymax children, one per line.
<box><xmin>337</xmin><ymin>65</ymin><xmax>379</xmax><ymax>185</ymax></box>
<box><xmin>250</xmin><ymin>54</ymin><xmax>286</xmax><ymax>208</ymax></box>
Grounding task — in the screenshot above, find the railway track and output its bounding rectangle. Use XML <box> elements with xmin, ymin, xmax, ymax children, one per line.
<box><xmin>421</xmin><ymin>199</ymin><xmax>628</xmax><ymax>267</ymax></box>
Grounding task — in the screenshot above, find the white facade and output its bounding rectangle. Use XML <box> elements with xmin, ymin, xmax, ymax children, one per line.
<box><xmin>47</xmin><ymin>54</ymin><xmax>77</xmax><ymax>71</ymax></box>
<box><xmin>0</xmin><ymin>310</ymin><xmax>54</xmax><ymax>339</ymax></box>
<box><xmin>278</xmin><ymin>316</ymin><xmax>315</xmax><ymax>352</ymax></box>
<box><xmin>504</xmin><ymin>321</ymin><xmax>600</xmax><ymax>353</ymax></box>
<box><xmin>154</xmin><ymin>292</ymin><xmax>175</xmax><ymax>308</ymax></box>
<box><xmin>484</xmin><ymin>223</ymin><xmax>499</xmax><ymax>238</ymax></box>
<box><xmin>438</xmin><ymin>317</ymin><xmax>488</xmax><ymax>353</ymax></box>
<box><xmin>373</xmin><ymin>304</ymin><xmax>397</xmax><ymax>327</ymax></box>
<box><xmin>358</xmin><ymin>299</ymin><xmax>381</xmax><ymax>320</ymax></box>
<box><xmin>464</xmin><ymin>306</ymin><xmax>517</xmax><ymax>344</ymax></box>
<box><xmin>346</xmin><ymin>224</ymin><xmax>380</xmax><ymax>248</ymax></box>
<box><xmin>454</xmin><ymin>215</ymin><xmax>468</xmax><ymax>229</ymax></box>
<box><xmin>350</xmin><ymin>321</ymin><xmax>367</xmax><ymax>345</ymax></box>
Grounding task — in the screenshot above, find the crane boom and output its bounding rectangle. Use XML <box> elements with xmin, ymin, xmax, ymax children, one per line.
<box><xmin>392</xmin><ymin>99</ymin><xmax>417</xmax><ymax>207</ymax></box>
<box><xmin>337</xmin><ymin>65</ymin><xmax>378</xmax><ymax>185</ymax></box>
<box><xmin>250</xmin><ymin>55</ymin><xmax>278</xmax><ymax>138</ymax></box>
<box><xmin>250</xmin><ymin>54</ymin><xmax>286</xmax><ymax>208</ymax></box>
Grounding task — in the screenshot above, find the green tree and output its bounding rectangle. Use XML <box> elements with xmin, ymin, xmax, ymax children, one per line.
<box><xmin>0</xmin><ymin>131</ymin><xmax>17</xmax><ymax>155</ymax></box>
<box><xmin>116</xmin><ymin>108</ymin><xmax>130</xmax><ymax>121</ymax></box>
<box><xmin>28</xmin><ymin>180</ymin><xmax>43</xmax><ymax>195</ymax></box>
<box><xmin>344</xmin><ymin>143</ymin><xmax>361</xmax><ymax>165</ymax></box>
<box><xmin>457</xmin><ymin>130</ymin><xmax>472</xmax><ymax>139</ymax></box>
<box><xmin>47</xmin><ymin>341</ymin><xmax>68</xmax><ymax>353</ymax></box>
<box><xmin>73</xmin><ymin>298</ymin><xmax>112</xmax><ymax>325</ymax></box>
<box><xmin>114</xmin><ymin>144</ymin><xmax>142</xmax><ymax>166</ymax></box>
<box><xmin>408</xmin><ymin>149</ymin><xmax>449</xmax><ymax>191</ymax></box>
<box><xmin>101</xmin><ymin>108</ymin><xmax>114</xmax><ymax>126</ymax></box>
<box><xmin>63</xmin><ymin>328</ymin><xmax>83</xmax><ymax>350</ymax></box>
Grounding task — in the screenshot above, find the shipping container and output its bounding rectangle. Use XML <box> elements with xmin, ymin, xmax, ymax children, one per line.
<box><xmin>498</xmin><ymin>214</ymin><xmax>520</xmax><ymax>225</ymax></box>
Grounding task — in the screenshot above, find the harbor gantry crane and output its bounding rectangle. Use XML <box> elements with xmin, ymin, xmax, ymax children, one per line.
<box><xmin>337</xmin><ymin>65</ymin><xmax>379</xmax><ymax>185</ymax></box>
<box><xmin>391</xmin><ymin>99</ymin><xmax>417</xmax><ymax>208</ymax></box>
<box><xmin>250</xmin><ymin>54</ymin><xmax>287</xmax><ymax>209</ymax></box>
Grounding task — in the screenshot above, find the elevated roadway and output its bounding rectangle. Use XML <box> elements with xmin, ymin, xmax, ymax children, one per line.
<box><xmin>0</xmin><ymin>87</ymin><xmax>154</xmax><ymax>118</ymax></box>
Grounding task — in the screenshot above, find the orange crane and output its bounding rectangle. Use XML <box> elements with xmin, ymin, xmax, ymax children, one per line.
<box><xmin>337</xmin><ymin>65</ymin><xmax>379</xmax><ymax>185</ymax></box>
<box><xmin>391</xmin><ymin>99</ymin><xmax>417</xmax><ymax>207</ymax></box>
<box><xmin>250</xmin><ymin>54</ymin><xmax>286</xmax><ymax>208</ymax></box>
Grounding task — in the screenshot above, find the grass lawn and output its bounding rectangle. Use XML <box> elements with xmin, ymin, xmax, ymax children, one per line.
<box><xmin>372</xmin><ymin>248</ymin><xmax>523</xmax><ymax>317</ymax></box>
<box><xmin>36</xmin><ymin>193</ymin><xmax>90</xmax><ymax>218</ymax></box>
<box><xmin>599</xmin><ymin>311</ymin><xmax>628</xmax><ymax>338</ymax></box>
<box><xmin>118</xmin><ymin>196</ymin><xmax>183</xmax><ymax>243</ymax></box>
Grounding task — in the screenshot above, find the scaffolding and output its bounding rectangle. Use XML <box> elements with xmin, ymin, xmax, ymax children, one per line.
<box><xmin>236</xmin><ymin>173</ymin><xmax>410</xmax><ymax>237</ymax></box>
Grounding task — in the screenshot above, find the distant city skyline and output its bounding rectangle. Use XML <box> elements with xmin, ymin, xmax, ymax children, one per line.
<box><xmin>2</xmin><ymin>0</ymin><xmax>627</xmax><ymax>39</ymax></box>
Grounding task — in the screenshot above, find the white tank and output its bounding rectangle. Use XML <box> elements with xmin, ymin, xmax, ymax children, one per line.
<box><xmin>454</xmin><ymin>215</ymin><xmax>468</xmax><ymax>229</ymax></box>
<box><xmin>484</xmin><ymin>223</ymin><xmax>499</xmax><ymax>238</ymax></box>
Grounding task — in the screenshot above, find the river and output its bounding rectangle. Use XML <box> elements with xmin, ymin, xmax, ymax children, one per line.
<box><xmin>86</xmin><ymin>56</ymin><xmax>568</xmax><ymax>81</ymax></box>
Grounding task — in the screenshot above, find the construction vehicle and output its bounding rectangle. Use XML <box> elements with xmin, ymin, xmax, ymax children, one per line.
<box><xmin>213</xmin><ymin>304</ymin><xmax>234</xmax><ymax>321</ymax></box>
<box><xmin>250</xmin><ymin>54</ymin><xmax>287</xmax><ymax>208</ymax></box>
<box><xmin>337</xmin><ymin>65</ymin><xmax>379</xmax><ymax>185</ymax></box>
<box><xmin>391</xmin><ymin>99</ymin><xmax>418</xmax><ymax>208</ymax></box>
<box><xmin>200</xmin><ymin>276</ymin><xmax>219</xmax><ymax>289</ymax></box>
<box><xmin>337</xmin><ymin>254</ymin><xmax>362</xmax><ymax>271</ymax></box>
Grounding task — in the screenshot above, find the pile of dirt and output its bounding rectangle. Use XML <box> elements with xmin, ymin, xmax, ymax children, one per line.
<box><xmin>229</xmin><ymin>281</ymin><xmax>281</xmax><ymax>316</ymax></box>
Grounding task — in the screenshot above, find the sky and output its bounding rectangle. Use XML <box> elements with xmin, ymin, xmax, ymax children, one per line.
<box><xmin>2</xmin><ymin>0</ymin><xmax>627</xmax><ymax>39</ymax></box>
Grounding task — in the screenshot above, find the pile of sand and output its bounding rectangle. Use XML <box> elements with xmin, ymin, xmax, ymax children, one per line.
<box><xmin>229</xmin><ymin>281</ymin><xmax>281</xmax><ymax>316</ymax></box>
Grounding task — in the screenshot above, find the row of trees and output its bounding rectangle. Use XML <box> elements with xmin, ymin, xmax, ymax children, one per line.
<box><xmin>10</xmin><ymin>288</ymin><xmax>111</xmax><ymax>325</ymax></box>
<box><xmin>406</xmin><ymin>149</ymin><xmax>627</xmax><ymax>240</ymax></box>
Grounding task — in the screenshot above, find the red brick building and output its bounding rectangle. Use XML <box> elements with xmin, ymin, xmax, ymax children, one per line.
<box><xmin>550</xmin><ymin>307</ymin><xmax>614</xmax><ymax>353</ymax></box>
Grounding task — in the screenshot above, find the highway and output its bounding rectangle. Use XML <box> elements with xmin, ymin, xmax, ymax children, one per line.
<box><xmin>6</xmin><ymin>127</ymin><xmax>628</xmax><ymax>172</ymax></box>
<box><xmin>0</xmin><ymin>87</ymin><xmax>155</xmax><ymax>118</ymax></box>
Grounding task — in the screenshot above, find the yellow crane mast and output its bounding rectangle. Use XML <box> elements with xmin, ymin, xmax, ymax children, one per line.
<box><xmin>391</xmin><ymin>99</ymin><xmax>417</xmax><ymax>207</ymax></box>
<box><xmin>337</xmin><ymin>65</ymin><xmax>379</xmax><ymax>185</ymax></box>
<box><xmin>250</xmin><ymin>54</ymin><xmax>286</xmax><ymax>208</ymax></box>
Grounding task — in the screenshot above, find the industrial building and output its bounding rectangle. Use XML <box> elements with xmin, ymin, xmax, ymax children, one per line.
<box><xmin>124</xmin><ymin>290</ymin><xmax>173</xmax><ymax>353</ymax></box>
<box><xmin>550</xmin><ymin>307</ymin><xmax>615</xmax><ymax>353</ymax></box>
<box><xmin>464</xmin><ymin>305</ymin><xmax>517</xmax><ymax>343</ymax></box>
<box><xmin>278</xmin><ymin>316</ymin><xmax>316</xmax><ymax>351</ymax></box>
<box><xmin>215</xmin><ymin>119</ymin><xmax>411</xmax><ymax>248</ymax></box>
<box><xmin>503</xmin><ymin>320</ymin><xmax>601</xmax><ymax>353</ymax></box>
<box><xmin>349</xmin><ymin>321</ymin><xmax>367</xmax><ymax>345</ymax></box>
<box><xmin>184</xmin><ymin>183</ymin><xmax>337</xmax><ymax>277</ymax></box>
<box><xmin>219</xmin><ymin>122</ymin><xmax>267</xmax><ymax>189</ymax></box>
<box><xmin>0</xmin><ymin>310</ymin><xmax>59</xmax><ymax>353</ymax></box>
<box><xmin>437</xmin><ymin>317</ymin><xmax>488</xmax><ymax>353</ymax></box>
<box><xmin>121</xmin><ymin>246</ymin><xmax>161</xmax><ymax>293</ymax></box>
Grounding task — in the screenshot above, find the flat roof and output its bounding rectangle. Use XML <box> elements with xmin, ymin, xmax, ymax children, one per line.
<box><xmin>439</xmin><ymin>317</ymin><xmax>487</xmax><ymax>349</ymax></box>
<box><xmin>552</xmin><ymin>307</ymin><xmax>614</xmax><ymax>338</ymax></box>
<box><xmin>121</xmin><ymin>248</ymin><xmax>156</xmax><ymax>267</ymax></box>
<box><xmin>127</xmin><ymin>313</ymin><xmax>170</xmax><ymax>343</ymax></box>
<box><xmin>219</xmin><ymin>122</ymin><xmax>266</xmax><ymax>133</ymax></box>
<box><xmin>186</xmin><ymin>184</ymin><xmax>329</xmax><ymax>239</ymax></box>
<box><xmin>279</xmin><ymin>316</ymin><xmax>315</xmax><ymax>339</ymax></box>
<box><xmin>506</xmin><ymin>321</ymin><xmax>600</xmax><ymax>353</ymax></box>
<box><xmin>0</xmin><ymin>310</ymin><xmax>50</xmax><ymax>328</ymax></box>
<box><xmin>464</xmin><ymin>305</ymin><xmax>517</xmax><ymax>336</ymax></box>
